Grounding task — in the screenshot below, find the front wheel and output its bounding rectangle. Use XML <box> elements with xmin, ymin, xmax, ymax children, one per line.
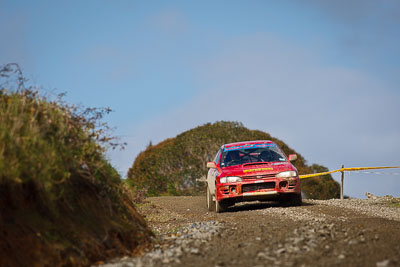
<box><xmin>207</xmin><ymin>185</ymin><xmax>214</xmax><ymax>211</ymax></box>
<box><xmin>289</xmin><ymin>193</ymin><xmax>302</xmax><ymax>206</ymax></box>
<box><xmin>216</xmin><ymin>199</ymin><xmax>227</xmax><ymax>213</ymax></box>
<box><xmin>279</xmin><ymin>193</ymin><xmax>302</xmax><ymax>207</ymax></box>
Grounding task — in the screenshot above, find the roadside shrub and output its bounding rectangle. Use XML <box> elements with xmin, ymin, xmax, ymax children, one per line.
<box><xmin>301</xmin><ymin>164</ymin><xmax>340</xmax><ymax>199</ymax></box>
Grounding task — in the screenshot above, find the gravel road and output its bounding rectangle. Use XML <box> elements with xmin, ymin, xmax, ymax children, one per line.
<box><xmin>100</xmin><ymin>196</ymin><xmax>400</xmax><ymax>267</ymax></box>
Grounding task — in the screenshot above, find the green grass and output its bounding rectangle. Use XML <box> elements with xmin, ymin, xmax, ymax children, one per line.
<box><xmin>0</xmin><ymin>88</ymin><xmax>121</xmax><ymax>201</ymax></box>
<box><xmin>387</xmin><ymin>198</ymin><xmax>400</xmax><ymax>208</ymax></box>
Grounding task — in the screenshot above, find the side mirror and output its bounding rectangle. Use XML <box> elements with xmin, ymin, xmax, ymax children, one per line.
<box><xmin>207</xmin><ymin>162</ymin><xmax>217</xmax><ymax>168</ymax></box>
<box><xmin>288</xmin><ymin>154</ymin><xmax>297</xmax><ymax>161</ymax></box>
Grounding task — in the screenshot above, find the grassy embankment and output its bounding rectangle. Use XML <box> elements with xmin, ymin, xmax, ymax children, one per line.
<box><xmin>0</xmin><ymin>64</ymin><xmax>152</xmax><ymax>266</ymax></box>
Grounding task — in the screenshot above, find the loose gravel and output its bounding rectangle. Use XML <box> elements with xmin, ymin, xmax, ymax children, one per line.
<box><xmin>255</xmin><ymin>197</ymin><xmax>400</xmax><ymax>266</ymax></box>
<box><xmin>307</xmin><ymin>197</ymin><xmax>400</xmax><ymax>221</ymax></box>
<box><xmin>257</xmin><ymin>205</ymin><xmax>359</xmax><ymax>266</ymax></box>
<box><xmin>99</xmin><ymin>221</ymin><xmax>222</xmax><ymax>267</ymax></box>
<box><xmin>97</xmin><ymin>196</ymin><xmax>400</xmax><ymax>267</ymax></box>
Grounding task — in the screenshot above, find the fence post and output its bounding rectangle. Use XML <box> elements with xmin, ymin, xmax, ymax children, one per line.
<box><xmin>340</xmin><ymin>164</ymin><xmax>344</xmax><ymax>200</ymax></box>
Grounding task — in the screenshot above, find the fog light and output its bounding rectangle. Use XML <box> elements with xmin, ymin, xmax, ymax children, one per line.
<box><xmin>279</xmin><ymin>181</ymin><xmax>288</xmax><ymax>189</ymax></box>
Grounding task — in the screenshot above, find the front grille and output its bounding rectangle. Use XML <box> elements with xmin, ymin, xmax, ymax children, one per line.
<box><xmin>243</xmin><ymin>174</ymin><xmax>276</xmax><ymax>179</ymax></box>
<box><xmin>242</xmin><ymin>182</ymin><xmax>276</xmax><ymax>193</ymax></box>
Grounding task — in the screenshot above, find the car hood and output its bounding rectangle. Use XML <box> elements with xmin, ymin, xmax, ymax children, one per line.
<box><xmin>220</xmin><ymin>162</ymin><xmax>296</xmax><ymax>177</ymax></box>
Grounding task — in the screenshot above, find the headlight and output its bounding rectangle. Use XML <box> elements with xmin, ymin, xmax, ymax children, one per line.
<box><xmin>220</xmin><ymin>176</ymin><xmax>243</xmax><ymax>183</ymax></box>
<box><xmin>276</xmin><ymin>171</ymin><xmax>297</xmax><ymax>178</ymax></box>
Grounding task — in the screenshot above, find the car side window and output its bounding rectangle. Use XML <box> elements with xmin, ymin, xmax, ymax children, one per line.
<box><xmin>213</xmin><ymin>149</ymin><xmax>222</xmax><ymax>164</ymax></box>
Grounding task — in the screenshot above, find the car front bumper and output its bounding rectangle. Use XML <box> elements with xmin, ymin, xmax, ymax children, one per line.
<box><xmin>215</xmin><ymin>177</ymin><xmax>301</xmax><ymax>202</ymax></box>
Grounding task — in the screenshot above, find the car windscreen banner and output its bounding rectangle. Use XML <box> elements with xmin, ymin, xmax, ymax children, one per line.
<box><xmin>224</xmin><ymin>143</ymin><xmax>276</xmax><ymax>152</ymax></box>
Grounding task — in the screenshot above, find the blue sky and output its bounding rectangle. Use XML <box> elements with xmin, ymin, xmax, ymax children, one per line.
<box><xmin>1</xmin><ymin>0</ymin><xmax>400</xmax><ymax>198</ymax></box>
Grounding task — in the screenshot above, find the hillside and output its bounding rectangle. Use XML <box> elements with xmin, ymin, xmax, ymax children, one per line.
<box><xmin>0</xmin><ymin>64</ymin><xmax>152</xmax><ymax>266</ymax></box>
<box><xmin>127</xmin><ymin>121</ymin><xmax>340</xmax><ymax>199</ymax></box>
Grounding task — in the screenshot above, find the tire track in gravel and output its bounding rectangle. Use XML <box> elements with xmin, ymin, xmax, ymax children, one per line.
<box><xmin>100</xmin><ymin>197</ymin><xmax>400</xmax><ymax>267</ymax></box>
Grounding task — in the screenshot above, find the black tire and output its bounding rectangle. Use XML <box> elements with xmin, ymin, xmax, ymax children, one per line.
<box><xmin>279</xmin><ymin>193</ymin><xmax>302</xmax><ymax>207</ymax></box>
<box><xmin>289</xmin><ymin>193</ymin><xmax>302</xmax><ymax>206</ymax></box>
<box><xmin>207</xmin><ymin>185</ymin><xmax>214</xmax><ymax>212</ymax></box>
<box><xmin>216</xmin><ymin>199</ymin><xmax>227</xmax><ymax>213</ymax></box>
<box><xmin>278</xmin><ymin>195</ymin><xmax>289</xmax><ymax>207</ymax></box>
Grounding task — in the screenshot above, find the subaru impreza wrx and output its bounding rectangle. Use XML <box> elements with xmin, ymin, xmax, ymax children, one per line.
<box><xmin>206</xmin><ymin>140</ymin><xmax>301</xmax><ymax>212</ymax></box>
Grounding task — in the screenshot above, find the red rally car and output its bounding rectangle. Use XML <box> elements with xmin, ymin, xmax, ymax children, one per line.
<box><xmin>206</xmin><ymin>140</ymin><xmax>301</xmax><ymax>213</ymax></box>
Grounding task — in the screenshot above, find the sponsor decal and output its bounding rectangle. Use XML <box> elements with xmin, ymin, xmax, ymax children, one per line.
<box><xmin>224</xmin><ymin>143</ymin><xmax>276</xmax><ymax>152</ymax></box>
<box><xmin>243</xmin><ymin>167</ymin><xmax>273</xmax><ymax>173</ymax></box>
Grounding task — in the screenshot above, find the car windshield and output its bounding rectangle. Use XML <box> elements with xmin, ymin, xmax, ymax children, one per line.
<box><xmin>220</xmin><ymin>144</ymin><xmax>287</xmax><ymax>167</ymax></box>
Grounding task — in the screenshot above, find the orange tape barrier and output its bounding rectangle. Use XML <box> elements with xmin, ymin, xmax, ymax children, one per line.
<box><xmin>299</xmin><ymin>166</ymin><xmax>400</xmax><ymax>179</ymax></box>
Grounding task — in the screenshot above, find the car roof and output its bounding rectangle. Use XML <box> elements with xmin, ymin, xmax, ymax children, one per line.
<box><xmin>222</xmin><ymin>140</ymin><xmax>274</xmax><ymax>149</ymax></box>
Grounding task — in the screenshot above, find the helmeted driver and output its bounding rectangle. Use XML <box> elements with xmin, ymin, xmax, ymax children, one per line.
<box><xmin>226</xmin><ymin>150</ymin><xmax>241</xmax><ymax>165</ymax></box>
<box><xmin>259</xmin><ymin>150</ymin><xmax>273</xmax><ymax>162</ymax></box>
